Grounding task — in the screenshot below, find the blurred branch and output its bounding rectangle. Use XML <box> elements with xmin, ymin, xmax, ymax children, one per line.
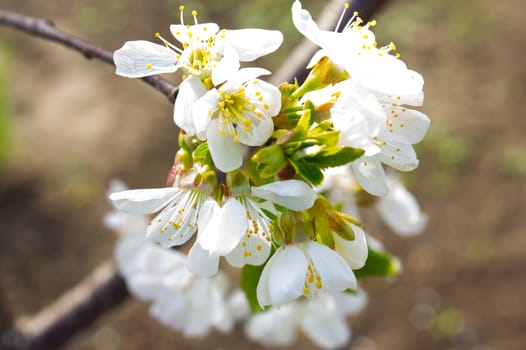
<box><xmin>7</xmin><ymin>262</ymin><xmax>128</xmax><ymax>350</ymax></box>
<box><xmin>0</xmin><ymin>10</ymin><xmax>178</xmax><ymax>102</ymax></box>
<box><xmin>1</xmin><ymin>1</ymin><xmax>388</xmax><ymax>349</ymax></box>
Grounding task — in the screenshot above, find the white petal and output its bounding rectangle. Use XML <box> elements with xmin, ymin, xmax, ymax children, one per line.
<box><xmin>377</xmin><ymin>177</ymin><xmax>427</xmax><ymax>236</ymax></box>
<box><xmin>109</xmin><ymin>187</ymin><xmax>180</xmax><ymax>214</ymax></box>
<box><xmin>306</xmin><ymin>241</ymin><xmax>357</xmax><ymax>292</ymax></box>
<box><xmin>226</xmin><ymin>230</ymin><xmax>271</xmax><ymax>268</ymax></box>
<box><xmin>211</xmin><ymin>41</ymin><xmax>240</xmax><ymax>86</ymax></box>
<box><xmin>251</xmin><ymin>180</ymin><xmax>317</xmax><ymax>211</ymax></box>
<box><xmin>224</xmin><ymin>29</ymin><xmax>283</xmax><ymax>61</ymax></box>
<box><xmin>187</xmin><ymin>242</ymin><xmax>219</xmax><ymax>277</ymax></box>
<box><xmin>257</xmin><ymin>246</ymin><xmax>308</xmax><ymax>307</ymax></box>
<box><xmin>269</xmin><ymin>246</ymin><xmax>309</xmax><ymax>306</ymax></box>
<box><xmin>292</xmin><ymin>0</ymin><xmax>324</xmax><ymax>47</ymax></box>
<box><xmin>197</xmin><ymin>198</ymin><xmax>247</xmax><ymax>256</ymax></box>
<box><xmin>382</xmin><ymin>108</ymin><xmax>430</xmax><ymax>144</ymax></box>
<box><xmin>236</xmin><ymin>115</ymin><xmax>274</xmax><ymax>146</ymax></box>
<box><xmin>350</xmin><ymin>156</ymin><xmax>388</xmax><ymax>196</ymax></box>
<box><xmin>333</xmin><ymin>224</ymin><xmax>368</xmax><ymax>269</ymax></box>
<box><xmin>331</xmin><ymin>289</ymin><xmax>369</xmax><ymax>316</ymax></box>
<box><xmin>245</xmin><ymin>79</ymin><xmax>282</xmax><ymax>117</ymax></box>
<box><xmin>244</xmin><ymin>305</ymin><xmax>299</xmax><ymax>346</ymax></box>
<box><xmin>378</xmin><ymin>142</ymin><xmax>419</xmax><ymax>171</ymax></box>
<box><xmin>145</xmin><ymin>194</ymin><xmax>200</xmax><ymax>248</ymax></box>
<box><xmin>173</xmin><ymin>75</ymin><xmax>208</xmax><ymax>135</ymax></box>
<box><xmin>301</xmin><ymin>311</ymin><xmax>350</xmax><ymax>350</ymax></box>
<box><xmin>170</xmin><ymin>23</ymin><xmax>219</xmax><ymax>42</ymax></box>
<box><xmin>193</xmin><ymin>89</ymin><xmax>219</xmax><ymax>140</ymax></box>
<box><xmin>114</xmin><ymin>41</ymin><xmax>178</xmax><ymax>78</ymax></box>
<box><xmin>207</xmin><ymin>119</ymin><xmax>243</xmax><ymax>172</ymax></box>
<box><xmin>221</xmin><ymin>67</ymin><xmax>271</xmax><ymax>92</ymax></box>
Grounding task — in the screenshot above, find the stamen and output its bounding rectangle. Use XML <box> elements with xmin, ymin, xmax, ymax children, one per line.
<box><xmin>192</xmin><ymin>10</ymin><xmax>198</xmax><ymax>24</ymax></box>
<box><xmin>179</xmin><ymin>5</ymin><xmax>185</xmax><ymax>25</ymax></box>
<box><xmin>155</xmin><ymin>32</ymin><xmax>183</xmax><ymax>53</ymax></box>
<box><xmin>335</xmin><ymin>2</ymin><xmax>350</xmax><ymax>32</ymax></box>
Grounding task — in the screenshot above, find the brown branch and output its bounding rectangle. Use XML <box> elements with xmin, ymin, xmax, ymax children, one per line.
<box><xmin>0</xmin><ymin>9</ymin><xmax>179</xmax><ymax>102</ymax></box>
<box><xmin>5</xmin><ymin>262</ymin><xmax>128</xmax><ymax>350</ymax></box>
<box><xmin>0</xmin><ymin>1</ymin><xmax>389</xmax><ymax>349</ymax></box>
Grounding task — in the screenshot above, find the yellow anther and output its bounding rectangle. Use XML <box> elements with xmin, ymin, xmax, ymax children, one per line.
<box><xmin>233</xmin><ymin>137</ymin><xmax>240</xmax><ymax>142</ymax></box>
<box><xmin>192</xmin><ymin>10</ymin><xmax>197</xmax><ymax>16</ymax></box>
<box><xmin>146</xmin><ymin>63</ymin><xmax>153</xmax><ymax>69</ymax></box>
<box><xmin>263</xmin><ymin>103</ymin><xmax>269</xmax><ymax>110</ymax></box>
<box><xmin>155</xmin><ymin>32</ymin><xmax>160</xmax><ymax>38</ymax></box>
<box><xmin>229</xmin><ymin>131</ymin><xmax>236</xmax><ymax>137</ymax></box>
<box><xmin>353</xmin><ymin>11</ymin><xmax>359</xmax><ymax>16</ymax></box>
<box><xmin>219</xmin><ymin>129</ymin><xmax>227</xmax><ymax>135</ymax></box>
<box><xmin>256</xmin><ymin>245</ymin><xmax>262</xmax><ymax>251</ymax></box>
<box><xmin>396</xmin><ymin>53</ymin><xmax>401</xmax><ymax>58</ymax></box>
<box><xmin>179</xmin><ymin>5</ymin><xmax>185</xmax><ymax>11</ymax></box>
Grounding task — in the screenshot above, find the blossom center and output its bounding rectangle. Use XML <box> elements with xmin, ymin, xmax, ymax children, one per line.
<box><xmin>216</xmin><ymin>88</ymin><xmax>254</xmax><ymax>142</ymax></box>
<box><xmin>303</xmin><ymin>258</ymin><xmax>323</xmax><ymax>297</ymax></box>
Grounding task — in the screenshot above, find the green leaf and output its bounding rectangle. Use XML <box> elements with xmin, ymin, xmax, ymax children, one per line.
<box><xmin>306</xmin><ymin>146</ymin><xmax>365</xmax><ymax>168</ymax></box>
<box><xmin>290</xmin><ymin>159</ymin><xmax>324</xmax><ymax>186</ymax></box>
<box><xmin>240</xmin><ymin>263</ymin><xmax>266</xmax><ymax>314</ymax></box>
<box><xmin>354</xmin><ymin>246</ymin><xmax>400</xmax><ymax>279</ymax></box>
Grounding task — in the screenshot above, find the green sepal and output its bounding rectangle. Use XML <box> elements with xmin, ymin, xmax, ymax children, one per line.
<box><xmin>193</xmin><ymin>142</ymin><xmax>211</xmax><ymax>164</ymax></box>
<box><xmin>250</xmin><ymin>145</ymin><xmax>287</xmax><ymax>179</ymax></box>
<box><xmin>226</xmin><ymin>170</ymin><xmax>250</xmax><ymax>197</ymax></box>
<box><xmin>354</xmin><ymin>246</ymin><xmax>401</xmax><ymax>279</ymax></box>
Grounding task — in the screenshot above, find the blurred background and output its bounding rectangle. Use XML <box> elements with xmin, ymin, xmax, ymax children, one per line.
<box><xmin>0</xmin><ymin>0</ymin><xmax>525</xmax><ymax>349</ymax></box>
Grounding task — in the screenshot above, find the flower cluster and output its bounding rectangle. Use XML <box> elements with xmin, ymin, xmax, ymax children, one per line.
<box><xmin>109</xmin><ymin>1</ymin><xmax>430</xmax><ymax>348</ymax></box>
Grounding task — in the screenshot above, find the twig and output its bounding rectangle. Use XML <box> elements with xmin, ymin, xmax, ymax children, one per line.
<box><xmin>0</xmin><ymin>1</ymin><xmax>389</xmax><ymax>349</ymax></box>
<box><xmin>7</xmin><ymin>262</ymin><xmax>128</xmax><ymax>350</ymax></box>
<box><xmin>0</xmin><ymin>10</ymin><xmax>179</xmax><ymax>102</ymax></box>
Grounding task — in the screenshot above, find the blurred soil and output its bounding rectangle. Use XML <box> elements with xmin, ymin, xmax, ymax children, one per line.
<box><xmin>1</xmin><ymin>0</ymin><xmax>525</xmax><ymax>349</ymax></box>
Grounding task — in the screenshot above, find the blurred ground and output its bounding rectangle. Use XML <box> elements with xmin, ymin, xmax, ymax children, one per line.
<box><xmin>0</xmin><ymin>0</ymin><xmax>525</xmax><ymax>349</ymax></box>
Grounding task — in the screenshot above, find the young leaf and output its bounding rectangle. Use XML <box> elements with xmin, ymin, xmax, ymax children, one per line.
<box><xmin>290</xmin><ymin>158</ymin><xmax>324</xmax><ymax>186</ymax></box>
<box><xmin>354</xmin><ymin>246</ymin><xmax>400</xmax><ymax>279</ymax></box>
<box><xmin>306</xmin><ymin>146</ymin><xmax>365</xmax><ymax>168</ymax></box>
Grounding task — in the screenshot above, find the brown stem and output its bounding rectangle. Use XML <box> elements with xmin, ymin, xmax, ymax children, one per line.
<box><xmin>0</xmin><ymin>10</ymin><xmax>178</xmax><ymax>102</ymax></box>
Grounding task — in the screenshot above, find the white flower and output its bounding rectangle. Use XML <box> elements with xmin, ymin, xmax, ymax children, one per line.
<box><xmin>109</xmin><ymin>171</ymin><xmax>210</xmax><ymax>248</ymax></box>
<box><xmin>114</xmin><ymin>230</ymin><xmax>243</xmax><ymax>338</ymax></box>
<box><xmin>245</xmin><ymin>290</ymin><xmax>367</xmax><ymax>349</ymax></box>
<box><xmin>257</xmin><ymin>241</ymin><xmax>356</xmax><ymax>307</ymax></box>
<box><xmin>377</xmin><ymin>175</ymin><xmax>427</xmax><ymax>236</ymax></box>
<box><xmin>192</xmin><ymin>68</ymin><xmax>281</xmax><ymax>172</ymax></box>
<box><xmin>292</xmin><ymin>0</ymin><xmax>423</xmax><ymax>98</ymax></box>
<box><xmin>331</xmin><ymin>80</ymin><xmax>430</xmax><ymax>196</ymax></box>
<box><xmin>226</xmin><ymin>179</ymin><xmax>318</xmax><ymax>268</ymax></box>
<box><xmin>113</xmin><ymin>7</ymin><xmax>283</xmax><ymax>135</ymax></box>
